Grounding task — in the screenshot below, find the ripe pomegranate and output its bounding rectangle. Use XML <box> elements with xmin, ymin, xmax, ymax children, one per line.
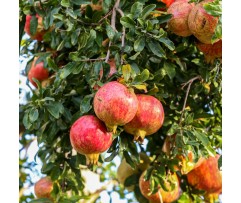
<box><xmin>28</xmin><ymin>57</ymin><xmax>49</xmax><ymax>88</ymax></box>
<box><xmin>124</xmin><ymin>94</ymin><xmax>164</xmax><ymax>142</ymax></box>
<box><xmin>70</xmin><ymin>115</ymin><xmax>113</xmax><ymax>165</ymax></box>
<box><xmin>24</xmin><ymin>14</ymin><xmax>46</xmax><ymax>41</ymax></box>
<box><xmin>196</xmin><ymin>39</ymin><xmax>222</xmax><ymax>63</ymax></box>
<box><xmin>157</xmin><ymin>0</ymin><xmax>175</xmax><ymax>8</ymax></box>
<box><xmin>117</xmin><ymin>153</ymin><xmax>150</xmax><ymax>191</ymax></box>
<box><xmin>34</xmin><ymin>177</ymin><xmax>53</xmax><ymax>199</ymax></box>
<box><xmin>187</xmin><ymin>155</ymin><xmax>222</xmax><ymax>193</ymax></box>
<box><xmin>188</xmin><ymin>0</ymin><xmax>219</xmax><ymax>44</ymax></box>
<box><xmin>167</xmin><ymin>1</ymin><xmax>194</xmax><ymax>37</ymax></box>
<box><xmin>93</xmin><ymin>81</ymin><xmax>138</xmax><ymax>133</ymax></box>
<box><xmin>139</xmin><ymin>171</ymin><xmax>181</xmax><ymax>203</ymax></box>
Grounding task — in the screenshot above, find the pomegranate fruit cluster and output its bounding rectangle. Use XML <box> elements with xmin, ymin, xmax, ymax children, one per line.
<box><xmin>69</xmin><ymin>81</ymin><xmax>165</xmax><ymax>165</ymax></box>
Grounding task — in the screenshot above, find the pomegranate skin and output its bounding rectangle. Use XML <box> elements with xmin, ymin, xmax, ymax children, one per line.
<box><xmin>124</xmin><ymin>94</ymin><xmax>164</xmax><ymax>142</ymax></box>
<box><xmin>139</xmin><ymin>171</ymin><xmax>181</xmax><ymax>203</ymax></box>
<box><xmin>167</xmin><ymin>1</ymin><xmax>194</xmax><ymax>37</ymax></box>
<box><xmin>34</xmin><ymin>177</ymin><xmax>53</xmax><ymax>199</ymax></box>
<box><xmin>70</xmin><ymin>115</ymin><xmax>112</xmax><ymax>165</ymax></box>
<box><xmin>93</xmin><ymin>81</ymin><xmax>138</xmax><ymax>133</ymax></box>
<box><xmin>28</xmin><ymin>57</ymin><xmax>49</xmax><ymax>88</ymax></box>
<box><xmin>24</xmin><ymin>14</ymin><xmax>46</xmax><ymax>41</ymax></box>
<box><xmin>196</xmin><ymin>39</ymin><xmax>222</xmax><ymax>63</ymax></box>
<box><xmin>188</xmin><ymin>0</ymin><xmax>219</xmax><ymax>44</ymax></box>
<box><xmin>187</xmin><ymin>155</ymin><xmax>222</xmax><ymax>193</ymax></box>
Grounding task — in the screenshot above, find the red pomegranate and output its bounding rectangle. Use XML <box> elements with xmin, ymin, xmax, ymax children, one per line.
<box><xmin>34</xmin><ymin>177</ymin><xmax>53</xmax><ymax>199</ymax></box>
<box><xmin>28</xmin><ymin>57</ymin><xmax>49</xmax><ymax>87</ymax></box>
<box><xmin>157</xmin><ymin>0</ymin><xmax>175</xmax><ymax>8</ymax></box>
<box><xmin>124</xmin><ymin>94</ymin><xmax>164</xmax><ymax>142</ymax></box>
<box><xmin>139</xmin><ymin>171</ymin><xmax>181</xmax><ymax>203</ymax></box>
<box><xmin>187</xmin><ymin>155</ymin><xmax>222</xmax><ymax>193</ymax></box>
<box><xmin>24</xmin><ymin>14</ymin><xmax>46</xmax><ymax>41</ymax></box>
<box><xmin>167</xmin><ymin>1</ymin><xmax>194</xmax><ymax>37</ymax></box>
<box><xmin>188</xmin><ymin>0</ymin><xmax>219</xmax><ymax>44</ymax></box>
<box><xmin>93</xmin><ymin>81</ymin><xmax>138</xmax><ymax>133</ymax></box>
<box><xmin>196</xmin><ymin>39</ymin><xmax>222</xmax><ymax>63</ymax></box>
<box><xmin>70</xmin><ymin>115</ymin><xmax>113</xmax><ymax>165</ymax></box>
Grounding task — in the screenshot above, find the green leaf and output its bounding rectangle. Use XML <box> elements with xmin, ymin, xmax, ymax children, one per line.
<box><xmin>47</xmin><ymin>57</ymin><xmax>58</xmax><ymax>71</ymax></box>
<box><xmin>105</xmin><ymin>150</ymin><xmax>118</xmax><ymax>162</ymax></box>
<box><xmin>148</xmin><ymin>40</ymin><xmax>166</xmax><ymax>58</ymax></box>
<box><xmin>71</xmin><ymin>0</ymin><xmax>91</xmax><ymax>5</ymax></box>
<box><xmin>131</xmin><ymin>2</ymin><xmax>144</xmax><ymax>19</ymax></box>
<box><xmin>144</xmin><ymin>166</ymin><xmax>154</xmax><ymax>181</ymax></box>
<box><xmin>61</xmin><ymin>0</ymin><xmax>70</xmax><ymax>7</ymax></box>
<box><xmin>218</xmin><ymin>155</ymin><xmax>222</xmax><ymax>169</ymax></box>
<box><xmin>30</xmin><ymin>15</ymin><xmax>38</xmax><ymax>36</ymax></box>
<box><xmin>204</xmin><ymin>0</ymin><xmax>222</xmax><ymax>17</ymax></box>
<box><xmin>163</xmin><ymin>62</ymin><xmax>176</xmax><ymax>80</ymax></box>
<box><xmin>41</xmin><ymin>162</ymin><xmax>55</xmax><ymax>173</ymax></box>
<box><xmin>79</xmin><ymin>94</ymin><xmax>93</xmax><ymax>114</ymax></box>
<box><xmin>59</xmin><ymin>62</ymin><xmax>77</xmax><ymax>79</ymax></box>
<box><xmin>133</xmin><ymin>69</ymin><xmax>150</xmax><ymax>84</ymax></box>
<box><xmin>122</xmin><ymin>64</ymin><xmax>132</xmax><ymax>82</ymax></box>
<box><xmin>29</xmin><ymin>198</ymin><xmax>53</xmax><ymax>203</ymax></box>
<box><xmin>123</xmin><ymin>151</ymin><xmax>135</xmax><ymax>169</ymax></box>
<box><xmin>134</xmin><ymin>36</ymin><xmax>145</xmax><ymax>52</ymax></box>
<box><xmin>120</xmin><ymin>16</ymin><xmax>136</xmax><ymax>29</ymax></box>
<box><xmin>29</xmin><ymin>108</ymin><xmax>39</xmax><ymax>123</ymax></box>
<box><xmin>159</xmin><ymin>37</ymin><xmax>175</xmax><ymax>51</ymax></box>
<box><xmin>124</xmin><ymin>173</ymin><xmax>139</xmax><ymax>187</ymax></box>
<box><xmin>140</xmin><ymin>4</ymin><xmax>156</xmax><ymax>20</ymax></box>
<box><xmin>66</xmin><ymin>8</ymin><xmax>77</xmax><ymax>19</ymax></box>
<box><xmin>46</xmin><ymin>102</ymin><xmax>64</xmax><ymax>119</ymax></box>
<box><xmin>106</xmin><ymin>24</ymin><xmax>116</xmax><ymax>41</ymax></box>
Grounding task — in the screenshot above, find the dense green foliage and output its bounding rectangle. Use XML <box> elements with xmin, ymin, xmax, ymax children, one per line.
<box><xmin>19</xmin><ymin>0</ymin><xmax>222</xmax><ymax>202</ymax></box>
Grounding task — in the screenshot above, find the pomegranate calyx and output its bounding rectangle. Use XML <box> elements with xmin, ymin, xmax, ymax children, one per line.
<box><xmin>134</xmin><ymin>129</ymin><xmax>147</xmax><ymax>143</ymax></box>
<box><xmin>106</xmin><ymin>124</ymin><xmax>118</xmax><ymax>134</ymax></box>
<box><xmin>85</xmin><ymin>153</ymin><xmax>100</xmax><ymax>166</ymax></box>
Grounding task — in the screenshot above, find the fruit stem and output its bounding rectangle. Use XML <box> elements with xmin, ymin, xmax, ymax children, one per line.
<box><xmin>85</xmin><ymin>153</ymin><xmax>100</xmax><ymax>166</ymax></box>
<box><xmin>134</xmin><ymin>129</ymin><xmax>146</xmax><ymax>143</ymax></box>
<box><xmin>106</xmin><ymin>124</ymin><xmax>117</xmax><ymax>134</ymax></box>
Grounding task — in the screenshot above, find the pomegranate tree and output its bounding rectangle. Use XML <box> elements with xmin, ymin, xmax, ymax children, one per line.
<box><xmin>93</xmin><ymin>81</ymin><xmax>138</xmax><ymax>133</ymax></box>
<box><xmin>24</xmin><ymin>14</ymin><xmax>46</xmax><ymax>41</ymax></box>
<box><xmin>70</xmin><ymin>115</ymin><xmax>113</xmax><ymax>165</ymax></box>
<box><xmin>28</xmin><ymin>57</ymin><xmax>49</xmax><ymax>88</ymax></box>
<box><xmin>196</xmin><ymin>39</ymin><xmax>222</xmax><ymax>63</ymax></box>
<box><xmin>167</xmin><ymin>0</ymin><xmax>194</xmax><ymax>37</ymax></box>
<box><xmin>139</xmin><ymin>171</ymin><xmax>181</xmax><ymax>203</ymax></box>
<box><xmin>124</xmin><ymin>94</ymin><xmax>164</xmax><ymax>142</ymax></box>
<box><xmin>187</xmin><ymin>155</ymin><xmax>222</xmax><ymax>194</ymax></box>
<box><xmin>34</xmin><ymin>177</ymin><xmax>53</xmax><ymax>199</ymax></box>
<box><xmin>188</xmin><ymin>0</ymin><xmax>219</xmax><ymax>44</ymax></box>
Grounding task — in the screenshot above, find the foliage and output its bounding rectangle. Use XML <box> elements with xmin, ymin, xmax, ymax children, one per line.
<box><xmin>19</xmin><ymin>0</ymin><xmax>222</xmax><ymax>202</ymax></box>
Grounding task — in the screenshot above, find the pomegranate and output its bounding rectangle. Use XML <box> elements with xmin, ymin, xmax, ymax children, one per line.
<box><xmin>188</xmin><ymin>0</ymin><xmax>219</xmax><ymax>44</ymax></box>
<box><xmin>70</xmin><ymin>115</ymin><xmax>113</xmax><ymax>165</ymax></box>
<box><xmin>124</xmin><ymin>94</ymin><xmax>165</xmax><ymax>142</ymax></box>
<box><xmin>196</xmin><ymin>39</ymin><xmax>222</xmax><ymax>63</ymax></box>
<box><xmin>167</xmin><ymin>1</ymin><xmax>194</xmax><ymax>37</ymax></box>
<box><xmin>139</xmin><ymin>171</ymin><xmax>181</xmax><ymax>203</ymax></box>
<box><xmin>34</xmin><ymin>177</ymin><xmax>53</xmax><ymax>199</ymax></box>
<box><xmin>24</xmin><ymin>14</ymin><xmax>46</xmax><ymax>41</ymax></box>
<box><xmin>28</xmin><ymin>57</ymin><xmax>49</xmax><ymax>88</ymax></box>
<box><xmin>187</xmin><ymin>155</ymin><xmax>222</xmax><ymax>193</ymax></box>
<box><xmin>117</xmin><ymin>152</ymin><xmax>150</xmax><ymax>191</ymax></box>
<box><xmin>157</xmin><ymin>0</ymin><xmax>175</xmax><ymax>8</ymax></box>
<box><xmin>93</xmin><ymin>81</ymin><xmax>138</xmax><ymax>133</ymax></box>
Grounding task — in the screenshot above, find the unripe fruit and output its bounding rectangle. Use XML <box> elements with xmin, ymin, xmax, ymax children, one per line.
<box><xmin>24</xmin><ymin>14</ymin><xmax>46</xmax><ymax>41</ymax></box>
<box><xmin>124</xmin><ymin>94</ymin><xmax>164</xmax><ymax>142</ymax></box>
<box><xmin>139</xmin><ymin>171</ymin><xmax>181</xmax><ymax>203</ymax></box>
<box><xmin>187</xmin><ymin>155</ymin><xmax>222</xmax><ymax>193</ymax></box>
<box><xmin>93</xmin><ymin>81</ymin><xmax>138</xmax><ymax>133</ymax></box>
<box><xmin>34</xmin><ymin>177</ymin><xmax>53</xmax><ymax>199</ymax></box>
<box><xmin>70</xmin><ymin>115</ymin><xmax>113</xmax><ymax>165</ymax></box>
<box><xmin>167</xmin><ymin>1</ymin><xmax>194</xmax><ymax>37</ymax></box>
<box><xmin>188</xmin><ymin>0</ymin><xmax>219</xmax><ymax>44</ymax></box>
<box><xmin>196</xmin><ymin>39</ymin><xmax>222</xmax><ymax>63</ymax></box>
<box><xmin>28</xmin><ymin>57</ymin><xmax>49</xmax><ymax>88</ymax></box>
<box><xmin>117</xmin><ymin>153</ymin><xmax>150</xmax><ymax>191</ymax></box>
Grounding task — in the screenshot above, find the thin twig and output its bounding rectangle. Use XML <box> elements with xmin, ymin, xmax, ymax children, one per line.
<box><xmin>117</xmin><ymin>8</ymin><xmax>126</xmax><ymax>65</ymax></box>
<box><xmin>105</xmin><ymin>0</ymin><xmax>121</xmax><ymax>63</ymax></box>
<box><xmin>179</xmin><ymin>76</ymin><xmax>202</xmax><ymax>125</ymax></box>
<box><xmin>79</xmin><ymin>57</ymin><xmax>106</xmax><ymax>62</ymax></box>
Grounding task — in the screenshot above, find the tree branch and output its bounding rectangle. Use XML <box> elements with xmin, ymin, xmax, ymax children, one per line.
<box><xmin>117</xmin><ymin>8</ymin><xmax>126</xmax><ymax>65</ymax></box>
<box><xmin>179</xmin><ymin>76</ymin><xmax>202</xmax><ymax>125</ymax></box>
